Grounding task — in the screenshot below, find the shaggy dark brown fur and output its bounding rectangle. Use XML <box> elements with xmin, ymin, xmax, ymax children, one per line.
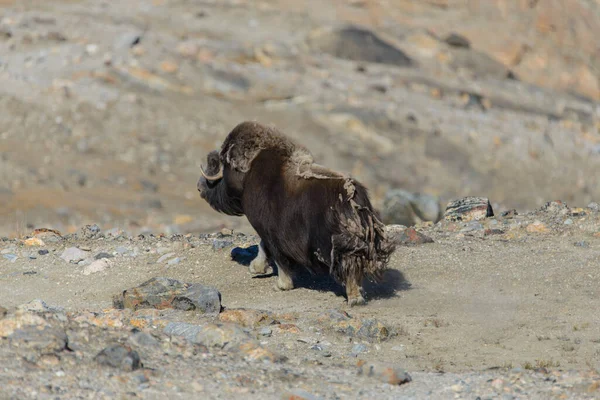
<box><xmin>197</xmin><ymin>121</ymin><xmax>396</xmax><ymax>305</ymax></box>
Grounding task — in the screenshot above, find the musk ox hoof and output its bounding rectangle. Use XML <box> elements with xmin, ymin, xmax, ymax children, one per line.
<box><xmin>348</xmin><ymin>295</ymin><xmax>367</xmax><ymax>307</ymax></box>
<box><xmin>273</xmin><ymin>277</ymin><xmax>294</xmax><ymax>291</ymax></box>
<box><xmin>272</xmin><ymin>283</ymin><xmax>293</xmax><ymax>292</ymax></box>
<box><xmin>249</xmin><ymin>259</ymin><xmax>269</xmax><ymax>275</ymax></box>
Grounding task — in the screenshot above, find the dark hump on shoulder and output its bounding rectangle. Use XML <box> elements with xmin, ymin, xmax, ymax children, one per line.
<box><xmin>220</xmin><ymin>121</ymin><xmax>304</xmax><ymax>173</ymax></box>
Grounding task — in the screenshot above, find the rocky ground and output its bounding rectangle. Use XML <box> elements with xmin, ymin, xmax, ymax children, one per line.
<box><xmin>1</xmin><ymin>200</ymin><xmax>600</xmax><ymax>399</ymax></box>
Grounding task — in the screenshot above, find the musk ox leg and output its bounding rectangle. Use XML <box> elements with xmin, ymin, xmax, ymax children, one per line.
<box><xmin>346</xmin><ymin>276</ymin><xmax>366</xmax><ymax>307</ymax></box>
<box><xmin>273</xmin><ymin>259</ymin><xmax>294</xmax><ymax>291</ymax></box>
<box><xmin>249</xmin><ymin>240</ymin><xmax>269</xmax><ymax>275</ymax></box>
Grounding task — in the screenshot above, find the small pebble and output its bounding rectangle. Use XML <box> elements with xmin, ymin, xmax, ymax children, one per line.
<box><xmin>563</xmin><ymin>219</ymin><xmax>573</xmax><ymax>225</ymax></box>
<box><xmin>157</xmin><ymin>252</ymin><xmax>176</xmax><ymax>263</ymax></box>
<box><xmin>2</xmin><ymin>254</ymin><xmax>17</xmax><ymax>262</ymax></box>
<box><xmin>82</xmin><ymin>259</ymin><xmax>111</xmax><ymax>275</ymax></box>
<box><xmin>115</xmin><ymin>246</ymin><xmax>129</xmax><ymax>255</ymax></box>
<box><xmin>212</xmin><ymin>239</ymin><xmax>234</xmax><ymax>250</ymax></box>
<box><xmin>85</xmin><ymin>43</ymin><xmax>99</xmax><ymax>55</ymax></box>
<box><xmin>60</xmin><ymin>247</ymin><xmax>90</xmax><ymax>263</ymax></box>
<box><xmin>94</xmin><ymin>344</ymin><xmax>141</xmax><ymax>371</ymax></box>
<box><xmin>451</xmin><ymin>384</ymin><xmax>464</xmax><ymax>393</ymax></box>
<box><xmin>350</xmin><ymin>343</ymin><xmax>368</xmax><ymax>357</ymax></box>
<box><xmin>357</xmin><ymin>362</ymin><xmax>411</xmax><ymax>385</ymax></box>
<box><xmin>94</xmin><ymin>252</ymin><xmax>113</xmax><ymax>260</ymax></box>
<box><xmin>38</xmin><ymin>249</ymin><xmax>49</xmax><ymax>255</ymax></box>
<box><xmin>259</xmin><ymin>327</ymin><xmax>272</xmax><ymax>337</ymax></box>
<box><xmin>167</xmin><ymin>257</ymin><xmax>182</xmax><ymax>265</ymax></box>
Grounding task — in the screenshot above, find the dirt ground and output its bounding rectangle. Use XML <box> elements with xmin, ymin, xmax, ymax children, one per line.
<box><xmin>1</xmin><ymin>210</ymin><xmax>600</xmax><ymax>376</ymax></box>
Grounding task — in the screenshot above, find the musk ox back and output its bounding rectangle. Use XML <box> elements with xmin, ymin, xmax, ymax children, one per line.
<box><xmin>197</xmin><ymin>121</ymin><xmax>396</xmax><ymax>306</ymax></box>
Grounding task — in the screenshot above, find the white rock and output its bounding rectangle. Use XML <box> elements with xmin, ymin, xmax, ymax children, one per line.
<box><xmin>82</xmin><ymin>259</ymin><xmax>111</xmax><ymax>275</ymax></box>
<box><xmin>60</xmin><ymin>247</ymin><xmax>90</xmax><ymax>263</ymax></box>
<box><xmin>157</xmin><ymin>252</ymin><xmax>176</xmax><ymax>263</ymax></box>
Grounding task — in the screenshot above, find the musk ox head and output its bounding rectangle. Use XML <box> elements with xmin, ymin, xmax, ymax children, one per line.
<box><xmin>197</xmin><ymin>121</ymin><xmax>299</xmax><ymax>216</ymax></box>
<box><xmin>196</xmin><ymin>149</ymin><xmax>245</xmax><ymax>216</ymax></box>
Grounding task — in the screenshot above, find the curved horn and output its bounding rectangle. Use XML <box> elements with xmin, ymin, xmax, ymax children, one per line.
<box><xmin>200</xmin><ymin>164</ymin><xmax>224</xmax><ymax>181</ymax></box>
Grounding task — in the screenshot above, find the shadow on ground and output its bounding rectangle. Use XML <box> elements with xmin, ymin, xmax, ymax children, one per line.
<box><xmin>230</xmin><ymin>245</ymin><xmax>411</xmax><ymax>301</ymax></box>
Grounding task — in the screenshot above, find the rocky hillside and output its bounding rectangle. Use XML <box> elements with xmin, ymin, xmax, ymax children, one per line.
<box><xmin>0</xmin><ymin>0</ymin><xmax>599</xmax><ymax>238</ymax></box>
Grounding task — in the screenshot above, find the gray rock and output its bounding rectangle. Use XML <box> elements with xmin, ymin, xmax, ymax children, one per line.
<box><xmin>60</xmin><ymin>247</ymin><xmax>90</xmax><ymax>263</ymax></box>
<box><xmin>115</xmin><ymin>246</ymin><xmax>129</xmax><ymax>255</ymax></box>
<box><xmin>540</xmin><ymin>200</ymin><xmax>570</xmax><ymax>215</ymax></box>
<box><xmin>139</xmin><ymin>179</ymin><xmax>158</xmax><ymax>193</ymax></box>
<box><xmin>129</xmin><ymin>331</ymin><xmax>159</xmax><ymax>348</ymax></box>
<box><xmin>460</xmin><ymin>222</ymin><xmax>484</xmax><ymax>232</ymax></box>
<box><xmin>38</xmin><ymin>249</ymin><xmax>49</xmax><ymax>256</ymax></box>
<box><xmin>318</xmin><ymin>310</ymin><xmax>390</xmax><ymax>342</ymax></box>
<box><xmin>444</xmin><ymin>197</ymin><xmax>494</xmax><ymax>222</ymax></box>
<box><xmin>2</xmin><ymin>254</ymin><xmax>17</xmax><ymax>262</ymax></box>
<box><xmin>164</xmin><ymin>322</ymin><xmax>249</xmax><ymax>349</ymax></box>
<box><xmin>8</xmin><ymin>326</ymin><xmax>68</xmax><ymax>354</ymax></box>
<box><xmin>79</xmin><ymin>224</ymin><xmax>101</xmax><ymax>239</ymax></box>
<box><xmin>167</xmin><ymin>257</ymin><xmax>182</xmax><ymax>265</ymax></box>
<box><xmin>587</xmin><ymin>202</ymin><xmax>599</xmax><ymax>212</ymax></box>
<box><xmin>350</xmin><ymin>343</ymin><xmax>368</xmax><ymax>357</ymax></box>
<box><xmin>82</xmin><ymin>259</ymin><xmax>111</xmax><ymax>275</ymax></box>
<box><xmin>114</xmin><ymin>32</ymin><xmax>142</xmax><ymax>50</ymax></box>
<box><xmin>357</xmin><ymin>362</ymin><xmax>412</xmax><ymax>385</ymax></box>
<box><xmin>163</xmin><ymin>322</ymin><xmax>204</xmax><ymax>343</ymax></box>
<box><xmin>259</xmin><ymin>327</ymin><xmax>272</xmax><ymax>337</ymax></box>
<box><xmin>157</xmin><ymin>252</ymin><xmax>176</xmax><ymax>263</ymax></box>
<box><xmin>444</xmin><ymin>33</ymin><xmax>470</xmax><ymax>48</ymax></box>
<box><xmin>17</xmin><ymin>299</ymin><xmax>57</xmax><ymax>313</ymax></box>
<box><xmin>212</xmin><ymin>239</ymin><xmax>234</xmax><ymax>250</ymax></box>
<box><xmin>308</xmin><ymin>26</ymin><xmax>412</xmax><ymax>67</ymax></box>
<box><xmin>382</xmin><ymin>189</ymin><xmax>441</xmax><ymax>226</ymax></box>
<box><xmin>449</xmin><ymin>47</ymin><xmax>512</xmax><ymax>80</ymax></box>
<box><xmin>112</xmin><ymin>277</ymin><xmax>222</xmax><ymax>313</ymax></box>
<box><xmin>385</xmin><ymin>225</ymin><xmax>434</xmax><ymax>246</ymax></box>
<box><xmin>164</xmin><ymin>322</ymin><xmax>281</xmax><ymax>362</ymax></box>
<box><xmin>156</xmin><ymin>253</ymin><xmax>175</xmax><ymax>264</ymax></box>
<box><xmin>94</xmin><ymin>344</ymin><xmax>142</xmax><ymax>371</ymax></box>
<box><xmin>94</xmin><ymin>252</ymin><xmax>113</xmax><ymax>260</ymax></box>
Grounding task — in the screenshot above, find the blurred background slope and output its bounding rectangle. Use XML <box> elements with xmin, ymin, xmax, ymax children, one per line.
<box><xmin>0</xmin><ymin>0</ymin><xmax>598</xmax><ymax>237</ymax></box>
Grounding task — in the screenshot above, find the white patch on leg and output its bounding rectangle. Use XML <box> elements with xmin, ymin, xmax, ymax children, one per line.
<box><xmin>249</xmin><ymin>240</ymin><xmax>269</xmax><ymax>275</ymax></box>
<box><xmin>273</xmin><ymin>260</ymin><xmax>294</xmax><ymax>291</ymax></box>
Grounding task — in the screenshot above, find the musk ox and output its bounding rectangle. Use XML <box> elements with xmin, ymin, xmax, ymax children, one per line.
<box><xmin>197</xmin><ymin>121</ymin><xmax>396</xmax><ymax>306</ymax></box>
